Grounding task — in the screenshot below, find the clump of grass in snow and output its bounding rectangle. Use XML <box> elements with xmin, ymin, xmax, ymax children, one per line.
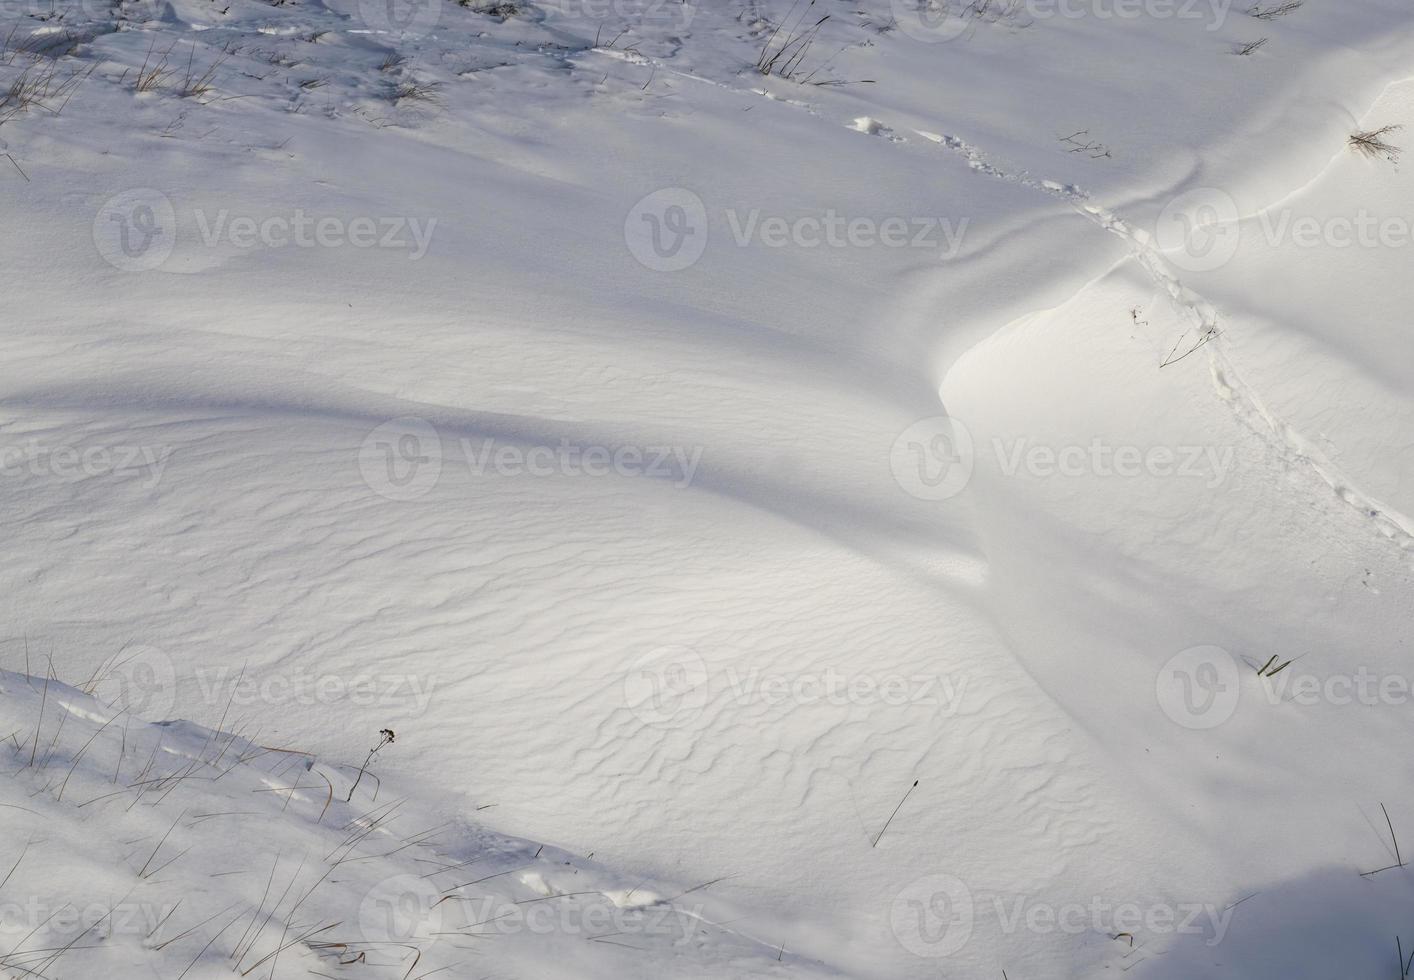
<box><xmin>1254</xmin><ymin>653</ymin><xmax>1293</xmax><ymax>677</ymax></box>
<box><xmin>177</xmin><ymin>44</ymin><xmax>227</xmax><ymax>99</ymax></box>
<box><xmin>133</xmin><ymin>36</ymin><xmax>178</xmax><ymax>92</ymax></box>
<box><xmin>466</xmin><ymin>0</ymin><xmax>522</xmax><ymax>17</ymax></box>
<box><xmin>1248</xmin><ymin>0</ymin><xmax>1302</xmax><ymax>18</ymax></box>
<box><xmin>755</xmin><ymin>0</ymin><xmax>831</xmax><ymax>80</ymax></box>
<box><xmin>0</xmin><ymin>54</ymin><xmax>92</xmax><ymax>126</ymax></box>
<box><xmin>1349</xmin><ymin>125</ymin><xmax>1402</xmax><ymax>163</ymax></box>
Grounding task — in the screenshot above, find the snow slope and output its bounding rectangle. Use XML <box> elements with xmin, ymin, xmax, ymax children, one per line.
<box><xmin>0</xmin><ymin>668</ymin><xmax>836</xmax><ymax>978</ymax></box>
<box><xmin>2</xmin><ymin>0</ymin><xmax>1414</xmax><ymax>976</ymax></box>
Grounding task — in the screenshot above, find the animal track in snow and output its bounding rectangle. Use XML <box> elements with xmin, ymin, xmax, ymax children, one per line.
<box><xmin>911</xmin><ymin>127</ymin><xmax>1414</xmax><ymax>555</ymax></box>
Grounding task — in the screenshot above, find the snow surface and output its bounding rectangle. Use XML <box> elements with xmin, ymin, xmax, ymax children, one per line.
<box><xmin>2</xmin><ymin>0</ymin><xmax>1414</xmax><ymax>976</ymax></box>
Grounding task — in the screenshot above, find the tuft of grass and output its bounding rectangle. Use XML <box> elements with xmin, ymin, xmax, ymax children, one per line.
<box><xmin>177</xmin><ymin>44</ymin><xmax>227</xmax><ymax>99</ymax></box>
<box><xmin>134</xmin><ymin>37</ymin><xmax>178</xmax><ymax>92</ymax></box>
<box><xmin>392</xmin><ymin>80</ymin><xmax>442</xmax><ymax>105</ymax></box>
<box><xmin>1254</xmin><ymin>653</ymin><xmax>1293</xmax><ymax>677</ymax></box>
<box><xmin>755</xmin><ymin>0</ymin><xmax>832</xmax><ymax>81</ymax></box>
<box><xmin>1350</xmin><ymin>125</ymin><xmax>1402</xmax><ymax>162</ymax></box>
<box><xmin>1248</xmin><ymin>0</ymin><xmax>1302</xmax><ymax>18</ymax></box>
<box><xmin>470</xmin><ymin>1</ymin><xmax>522</xmax><ymax>16</ymax></box>
<box><xmin>1058</xmin><ymin>128</ymin><xmax>1111</xmax><ymax>158</ymax></box>
<box><xmin>0</xmin><ymin>57</ymin><xmax>92</xmax><ymax>126</ymax></box>
<box><xmin>1233</xmin><ymin>37</ymin><xmax>1268</xmax><ymax>55</ymax></box>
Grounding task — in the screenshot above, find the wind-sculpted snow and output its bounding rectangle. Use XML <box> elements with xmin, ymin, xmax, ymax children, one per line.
<box><xmin>3</xmin><ymin>0</ymin><xmax>1414</xmax><ymax>977</ymax></box>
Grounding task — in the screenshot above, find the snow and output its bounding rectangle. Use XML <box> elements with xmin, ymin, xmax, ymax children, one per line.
<box><xmin>2</xmin><ymin>0</ymin><xmax>1414</xmax><ymax>976</ymax></box>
